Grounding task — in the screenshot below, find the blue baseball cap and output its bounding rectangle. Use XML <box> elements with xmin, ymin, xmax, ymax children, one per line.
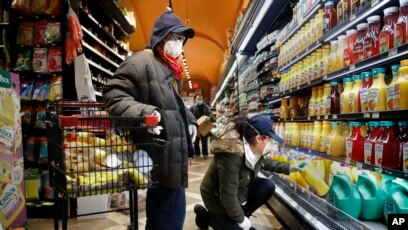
<box><xmin>249</xmin><ymin>114</ymin><xmax>283</xmax><ymax>144</ymax></box>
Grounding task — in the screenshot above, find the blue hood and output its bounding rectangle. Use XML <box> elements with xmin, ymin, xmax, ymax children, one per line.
<box><xmin>150</xmin><ymin>11</ymin><xmax>195</xmax><ymax>50</ymax></box>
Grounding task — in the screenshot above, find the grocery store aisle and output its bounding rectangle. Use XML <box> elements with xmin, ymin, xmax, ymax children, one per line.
<box><xmin>28</xmin><ymin>156</ymin><xmax>283</xmax><ymax>229</ymax></box>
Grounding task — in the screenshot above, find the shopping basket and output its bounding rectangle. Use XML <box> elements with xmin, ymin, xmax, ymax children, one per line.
<box><xmin>47</xmin><ymin>101</ymin><xmax>160</xmax><ymax>230</ymax></box>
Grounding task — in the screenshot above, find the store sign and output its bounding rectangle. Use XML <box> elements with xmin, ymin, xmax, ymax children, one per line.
<box><xmin>0</xmin><ymin>70</ymin><xmax>11</xmax><ymax>88</ymax></box>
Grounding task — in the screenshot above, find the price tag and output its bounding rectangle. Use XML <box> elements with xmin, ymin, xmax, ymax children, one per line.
<box><xmin>372</xmin><ymin>112</ymin><xmax>380</xmax><ymax>118</ymax></box>
<box><xmin>350</xmin><ymin>14</ymin><xmax>357</xmax><ymax>21</ymax></box>
<box><xmin>308</xmin><ymin>149</ymin><xmax>312</xmax><ymax>154</ymax></box>
<box><xmin>297</xmin><ymin>86</ymin><xmax>300</xmax><ymax>90</ymax></box>
<box><xmin>332</xmin><ymin>114</ymin><xmax>338</xmax><ymax>119</ymax></box>
<box><xmin>345</xmin><ymin>158</ymin><xmax>351</xmax><ymax>164</ymax></box>
<box><xmin>324</xmin><ymin>115</ymin><xmax>329</xmax><ymax>119</ymax></box>
<box><xmin>350</xmin><ymin>65</ymin><xmax>356</xmax><ymax>71</ymax></box>
<box><xmin>307</xmin><ymin>117</ymin><xmax>311</xmax><ymax>120</ymax></box>
<box><xmin>291</xmin><ymin>118</ymin><xmax>294</xmax><ymax>121</ymax></box>
<box><xmin>356</xmin><ymin>162</ymin><xmax>363</xmax><ymax>169</ymax></box>
<box><xmin>323</xmin><ymin>75</ymin><xmax>328</xmax><ymax>80</ymax></box>
<box><xmin>389</xmin><ymin>48</ymin><xmax>398</xmax><ymax>57</ymax></box>
<box><xmin>364</xmin><ymin>113</ymin><xmax>371</xmax><ymax>118</ymax></box>
<box><xmin>308</xmin><ymin>81</ymin><xmax>311</xmax><ymax>85</ymax></box>
<box><xmin>317</xmin><ymin>116</ymin><xmax>321</xmax><ymax>120</ymax></box>
<box><xmin>372</xmin><ymin>0</ymin><xmax>379</xmax><ymax>6</ymax></box>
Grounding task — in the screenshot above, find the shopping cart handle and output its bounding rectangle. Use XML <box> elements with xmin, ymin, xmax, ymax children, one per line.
<box><xmin>145</xmin><ymin>115</ymin><xmax>159</xmax><ymax>126</ymax></box>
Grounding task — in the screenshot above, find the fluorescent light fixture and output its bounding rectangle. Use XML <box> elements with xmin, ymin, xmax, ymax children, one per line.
<box><xmin>211</xmin><ymin>60</ymin><xmax>238</xmax><ymax>107</ymax></box>
<box><xmin>238</xmin><ymin>0</ymin><xmax>273</xmax><ymax>52</ymax></box>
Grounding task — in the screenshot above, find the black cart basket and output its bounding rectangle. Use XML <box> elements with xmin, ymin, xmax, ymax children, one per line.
<box><xmin>47</xmin><ymin>102</ymin><xmax>160</xmax><ymax>230</ymax></box>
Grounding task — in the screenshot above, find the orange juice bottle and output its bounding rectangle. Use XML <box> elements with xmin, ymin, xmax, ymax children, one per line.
<box><xmin>337</xmin><ymin>35</ymin><xmax>347</xmax><ymax>70</ymax></box>
<box><xmin>360</xmin><ymin>71</ymin><xmax>374</xmax><ymax>112</ymax></box>
<box><xmin>313</xmin><ymin>121</ymin><xmax>323</xmax><ymax>150</ymax></box>
<box><xmin>349</xmin><ymin>74</ymin><xmax>363</xmax><ymax>113</ymax></box>
<box><xmin>309</xmin><ymin>87</ymin><xmax>318</xmax><ymax>116</ymax></box>
<box><xmin>368</xmin><ymin>68</ymin><xmax>387</xmax><ymax>111</ymax></box>
<box><xmin>387</xmin><ymin>64</ymin><xmax>401</xmax><ymax>110</ymax></box>
<box><xmin>341</xmin><ymin>77</ymin><xmax>354</xmax><ymax>114</ymax></box>
<box><xmin>321</xmin><ymin>44</ymin><xmax>331</xmax><ymax>76</ymax></box>
<box><xmin>281</xmin><ymin>97</ymin><xmax>289</xmax><ymax>118</ymax></box>
<box><xmin>320</xmin><ymin>83</ymin><xmax>331</xmax><ymax>115</ymax></box>
<box><xmin>329</xmin><ymin>40</ymin><xmax>338</xmax><ymax>72</ymax></box>
<box><xmin>342</xmin><ymin>122</ymin><xmax>351</xmax><ymax>156</ymax></box>
<box><xmin>293</xmin><ymin>123</ymin><xmax>301</xmax><ymax>146</ymax></box>
<box><xmin>394</xmin><ymin>59</ymin><xmax>408</xmax><ymax>109</ymax></box>
<box><xmin>320</xmin><ymin>121</ymin><xmax>332</xmax><ymax>152</ymax></box>
<box><xmin>327</xmin><ymin>121</ymin><xmax>344</xmax><ymax>156</ymax></box>
<box><xmin>315</xmin><ymin>85</ymin><xmax>324</xmax><ymax>115</ymax></box>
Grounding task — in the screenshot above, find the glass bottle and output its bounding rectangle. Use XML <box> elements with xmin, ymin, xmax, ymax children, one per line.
<box><xmin>360</xmin><ymin>71</ymin><xmax>374</xmax><ymax>112</ymax></box>
<box><xmin>280</xmin><ymin>97</ymin><xmax>289</xmax><ymax>119</ymax></box>
<box><xmin>329</xmin><ymin>40</ymin><xmax>338</xmax><ymax>73</ymax></box>
<box><xmin>387</xmin><ymin>64</ymin><xmax>401</xmax><ymax>110</ymax></box>
<box><xmin>395</xmin><ymin>59</ymin><xmax>408</xmax><ymax>109</ymax></box>
<box><xmin>343</xmin><ymin>29</ymin><xmax>357</xmax><ymax>66</ymax></box>
<box><xmin>394</xmin><ymin>0</ymin><xmax>408</xmax><ymax>47</ymax></box>
<box><xmin>289</xmin><ymin>96</ymin><xmax>301</xmax><ymax>118</ymax></box>
<box><xmin>368</xmin><ymin>68</ymin><xmax>387</xmax><ymax>111</ymax></box>
<box><xmin>323</xmin><ymin>1</ymin><xmax>337</xmax><ymax>34</ymax></box>
<box><xmin>379</xmin><ymin>7</ymin><xmax>399</xmax><ymax>53</ymax></box>
<box><xmin>375</xmin><ymin>121</ymin><xmax>400</xmax><ymax>169</ymax></box>
<box><xmin>346</xmin><ymin>122</ymin><xmax>365</xmax><ymax>162</ymax></box>
<box><xmin>327</xmin><ymin>81</ymin><xmax>341</xmax><ymax>114</ymax></box>
<box><xmin>363</xmin><ymin>15</ymin><xmax>381</xmax><ymax>59</ymax></box>
<box><xmin>349</xmin><ymin>74</ymin><xmax>363</xmax><ymax>113</ymax></box>
<box><xmin>353</xmin><ymin>23</ymin><xmax>368</xmax><ymax>63</ymax></box>
<box><xmin>340</xmin><ymin>77</ymin><xmax>354</xmax><ymax>114</ymax></box>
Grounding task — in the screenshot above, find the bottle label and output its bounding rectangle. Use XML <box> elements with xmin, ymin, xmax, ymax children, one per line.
<box><xmin>379</xmin><ymin>33</ymin><xmax>390</xmax><ymax>53</ymax></box>
<box><xmin>368</xmin><ymin>88</ymin><xmax>379</xmax><ymax>111</ymax></box>
<box><xmin>0</xmin><ymin>183</ymin><xmax>23</xmax><ymax>220</ymax></box>
<box><xmin>337</xmin><ymin>5</ymin><xmax>343</xmax><ymax>23</ymax></box>
<box><xmin>343</xmin><ymin>49</ymin><xmax>351</xmax><ymax>66</ymax></box>
<box><xmin>323</xmin><ymin>17</ymin><xmax>330</xmax><ymax>34</ymax></box>
<box><xmin>351</xmin><ymin>0</ymin><xmax>359</xmax><ymax>15</ymax></box>
<box><xmin>308</xmin><ymin>100</ymin><xmax>314</xmax><ymax>116</ymax></box>
<box><xmin>346</xmin><ymin>139</ymin><xmax>353</xmax><ymax>160</ymax></box>
<box><xmin>394</xmin><ymin>84</ymin><xmax>401</xmax><ymax>109</ymax></box>
<box><xmin>375</xmin><ymin>143</ymin><xmax>383</xmax><ymax>167</ymax></box>
<box><xmin>326</xmin><ymin>98</ymin><xmax>332</xmax><ymax>114</ymax></box>
<box><xmin>363</xmin><ymin>39</ymin><xmax>373</xmax><ymax>58</ymax></box>
<box><xmin>343</xmin><ymin>2</ymin><xmax>350</xmax><ymax>19</ymax></box>
<box><xmin>327</xmin><ymin>139</ymin><xmax>332</xmax><ymax>154</ymax></box>
<box><xmin>386</xmin><ymin>85</ymin><xmax>395</xmax><ymax>110</ymax></box>
<box><xmin>403</xmin><ymin>143</ymin><xmax>408</xmax><ymax>172</ymax></box>
<box><xmin>364</xmin><ymin>141</ymin><xmax>373</xmax><ymax>164</ymax></box>
<box><xmin>340</xmin><ymin>95</ymin><xmax>344</xmax><ymax>111</ymax></box>
<box><xmin>394</xmin><ymin>24</ymin><xmax>405</xmax><ymax>47</ymax></box>
<box><xmin>360</xmin><ymin>88</ymin><xmax>369</xmax><ymax>111</ymax></box>
<box><xmin>353</xmin><ymin>43</ymin><xmax>364</xmax><ymax>63</ymax></box>
<box><xmin>349</xmin><ymin>93</ymin><xmax>355</xmax><ymax>113</ymax></box>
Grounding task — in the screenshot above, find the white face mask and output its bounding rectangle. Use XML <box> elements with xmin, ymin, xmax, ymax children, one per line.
<box><xmin>164</xmin><ymin>39</ymin><xmax>183</xmax><ymax>58</ymax></box>
<box><xmin>262</xmin><ymin>142</ymin><xmax>274</xmax><ymax>155</ymax></box>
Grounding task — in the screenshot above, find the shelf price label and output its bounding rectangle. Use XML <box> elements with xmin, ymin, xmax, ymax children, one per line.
<box><xmin>372</xmin><ymin>112</ymin><xmax>380</xmax><ymax>118</ymax></box>
<box><xmin>364</xmin><ymin>113</ymin><xmax>371</xmax><ymax>118</ymax></box>
<box><xmin>389</xmin><ymin>48</ymin><xmax>398</xmax><ymax>57</ymax></box>
<box><xmin>324</xmin><ymin>115</ymin><xmax>329</xmax><ymax>120</ymax></box>
<box><xmin>350</xmin><ymin>64</ymin><xmax>356</xmax><ymax>71</ymax></box>
<box><xmin>356</xmin><ymin>162</ymin><xmax>363</xmax><ymax>169</ymax></box>
<box><xmin>345</xmin><ymin>158</ymin><xmax>351</xmax><ymax>164</ymax></box>
<box><xmin>372</xmin><ymin>0</ymin><xmax>379</xmax><ymax>6</ymax></box>
<box><xmin>332</xmin><ymin>114</ymin><xmax>338</xmax><ymax>119</ymax></box>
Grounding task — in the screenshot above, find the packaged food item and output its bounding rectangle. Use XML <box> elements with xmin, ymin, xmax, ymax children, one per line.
<box><xmin>327</xmin><ymin>81</ymin><xmax>341</xmax><ymax>114</ymax></box>
<box><xmin>38</xmin><ymin>137</ymin><xmax>48</xmax><ymax>164</ymax></box>
<box><xmin>351</xmin><ymin>0</ymin><xmax>360</xmax><ymax>15</ymax></box>
<box><xmin>323</xmin><ymin>1</ymin><xmax>337</xmax><ymax>34</ymax></box>
<box><xmin>327</xmin><ymin>121</ymin><xmax>344</xmax><ymax>156</ymax></box>
<box><xmin>49</xmin><ymin>75</ymin><xmax>63</xmax><ymax>101</ymax></box>
<box><xmin>25</xmin><ymin>137</ymin><xmax>36</xmax><ymax>162</ymax></box>
<box><xmin>45</xmin><ymin>0</ymin><xmax>62</xmax><ymax>15</ymax></box>
<box><xmin>363</xmin><ymin>15</ymin><xmax>381</xmax><ymax>59</ymax></box>
<box><xmin>340</xmin><ymin>77</ymin><xmax>353</xmax><ymax>113</ymax></box>
<box><xmin>379</xmin><ymin>7</ymin><xmax>399</xmax><ymax>53</ymax></box>
<box><xmin>24</xmin><ymin>168</ymin><xmax>40</xmax><ymax>200</ymax></box>
<box><xmin>32</xmin><ymin>79</ymin><xmax>50</xmax><ymax>101</ymax></box>
<box><xmin>329</xmin><ymin>40</ymin><xmax>338</xmax><ymax>72</ymax></box>
<box><xmin>368</xmin><ymin>68</ymin><xmax>387</xmax><ymax>111</ymax></box>
<box><xmin>13</xmin><ymin>49</ymin><xmax>32</xmax><ymax>72</ymax></box>
<box><xmin>48</xmin><ymin>46</ymin><xmax>62</xmax><ymax>72</ymax></box>
<box><xmin>0</xmin><ymin>182</ymin><xmax>26</xmax><ymax>228</ymax></box>
<box><xmin>21</xmin><ymin>105</ymin><xmax>34</xmax><ymax>125</ymax></box>
<box><xmin>11</xmin><ymin>0</ymin><xmax>31</xmax><ymax>14</ymax></box>
<box><xmin>35</xmin><ymin>106</ymin><xmax>47</xmax><ymax>129</ymax></box>
<box><xmin>394</xmin><ymin>0</ymin><xmax>408</xmax><ymax>47</ymax></box>
<box><xmin>346</xmin><ymin>122</ymin><xmax>365</xmax><ymax>162</ymax></box>
<box><xmin>343</xmin><ymin>29</ymin><xmax>357</xmax><ymax>66</ymax></box>
<box><xmin>32</xmin><ymin>47</ymin><xmax>48</xmax><ymax>73</ymax></box>
<box><xmin>280</xmin><ymin>97</ymin><xmax>289</xmax><ymax>119</ymax></box>
<box><xmin>375</xmin><ymin>121</ymin><xmax>400</xmax><ymax>169</ymax></box>
<box><xmin>353</xmin><ymin>23</ymin><xmax>368</xmax><ymax>63</ymax></box>
<box><xmin>320</xmin><ymin>83</ymin><xmax>331</xmax><ymax>115</ymax></box>
<box><xmin>364</xmin><ymin>121</ymin><xmax>381</xmax><ymax>164</ymax></box>
<box><xmin>31</xmin><ymin>0</ymin><xmax>47</xmax><ymax>14</ymax></box>
<box><xmin>336</xmin><ymin>35</ymin><xmax>347</xmax><ymax>69</ymax></box>
<box><xmin>45</xmin><ymin>21</ymin><xmax>61</xmax><ymax>44</ymax></box>
<box><xmin>34</xmin><ymin>20</ymin><xmax>47</xmax><ymax>45</ymax></box>
<box><xmin>387</xmin><ymin>64</ymin><xmax>401</xmax><ymax>110</ymax></box>
<box><xmin>20</xmin><ymin>78</ymin><xmax>34</xmax><ymax>100</ymax></box>
<box><xmin>360</xmin><ymin>71</ymin><xmax>374</xmax><ymax>112</ymax></box>
<box><xmin>349</xmin><ymin>74</ymin><xmax>363</xmax><ymax>113</ymax></box>
<box><xmin>16</xmin><ymin>22</ymin><xmax>34</xmax><ymax>46</ymax></box>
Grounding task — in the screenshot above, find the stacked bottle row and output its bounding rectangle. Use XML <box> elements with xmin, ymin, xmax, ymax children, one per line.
<box><xmin>275</xmin><ymin>120</ymin><xmax>408</xmax><ymax>172</ymax></box>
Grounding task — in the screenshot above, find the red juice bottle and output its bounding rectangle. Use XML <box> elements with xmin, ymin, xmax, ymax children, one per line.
<box><xmin>327</xmin><ymin>81</ymin><xmax>341</xmax><ymax>114</ymax></box>
<box><xmin>344</xmin><ymin>29</ymin><xmax>358</xmax><ymax>66</ymax></box>
<box><xmin>364</xmin><ymin>15</ymin><xmax>381</xmax><ymax>59</ymax></box>
<box><xmin>363</xmin><ymin>121</ymin><xmax>381</xmax><ymax>164</ymax></box>
<box><xmin>375</xmin><ymin>121</ymin><xmax>400</xmax><ymax>169</ymax></box>
<box><xmin>399</xmin><ymin>121</ymin><xmax>408</xmax><ymax>172</ymax></box>
<box><xmin>353</xmin><ymin>23</ymin><xmax>368</xmax><ymax>63</ymax></box>
<box><xmin>394</xmin><ymin>0</ymin><xmax>408</xmax><ymax>47</ymax></box>
<box><xmin>323</xmin><ymin>1</ymin><xmax>338</xmax><ymax>34</ymax></box>
<box><xmin>346</xmin><ymin>122</ymin><xmax>365</xmax><ymax>162</ymax></box>
<box><xmin>379</xmin><ymin>7</ymin><xmax>399</xmax><ymax>53</ymax></box>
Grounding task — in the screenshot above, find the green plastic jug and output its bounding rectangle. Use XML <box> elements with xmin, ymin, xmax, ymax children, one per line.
<box><xmin>355</xmin><ymin>170</ymin><xmax>385</xmax><ymax>220</ymax></box>
<box><xmin>327</xmin><ymin>171</ymin><xmax>361</xmax><ymax>219</ymax></box>
<box><xmin>384</xmin><ymin>178</ymin><xmax>408</xmax><ymax>223</ymax></box>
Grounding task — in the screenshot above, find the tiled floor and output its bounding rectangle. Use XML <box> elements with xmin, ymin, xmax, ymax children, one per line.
<box><xmin>28</xmin><ymin>156</ymin><xmax>283</xmax><ymax>229</ymax></box>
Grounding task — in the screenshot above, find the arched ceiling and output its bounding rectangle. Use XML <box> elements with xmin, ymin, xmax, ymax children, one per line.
<box><xmin>121</xmin><ymin>0</ymin><xmax>247</xmax><ymax>98</ymax></box>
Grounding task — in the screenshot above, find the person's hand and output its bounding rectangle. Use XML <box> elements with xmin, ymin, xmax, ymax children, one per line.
<box><xmin>148</xmin><ymin>126</ymin><xmax>163</xmax><ymax>135</ymax></box>
<box><xmin>289</xmin><ymin>162</ymin><xmax>307</xmax><ymax>172</ymax></box>
<box><xmin>151</xmin><ymin>110</ymin><xmax>161</xmax><ymax>122</ymax></box>
<box><xmin>189</xmin><ymin>124</ymin><xmax>197</xmax><ymax>142</ymax></box>
<box><xmin>238</xmin><ymin>216</ymin><xmax>251</xmax><ymax>230</ymax></box>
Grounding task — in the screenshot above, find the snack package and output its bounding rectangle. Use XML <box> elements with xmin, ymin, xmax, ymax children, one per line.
<box><xmin>16</xmin><ymin>22</ymin><xmax>34</xmax><ymax>46</ymax></box>
<box><xmin>32</xmin><ymin>78</ymin><xmax>50</xmax><ymax>101</ymax></box>
<box><xmin>45</xmin><ymin>21</ymin><xmax>61</xmax><ymax>44</ymax></box>
<box><xmin>33</xmin><ymin>47</ymin><xmax>48</xmax><ymax>73</ymax></box>
<box><xmin>65</xmin><ymin>8</ymin><xmax>83</xmax><ymax>64</ymax></box>
<box><xmin>21</xmin><ymin>105</ymin><xmax>35</xmax><ymax>125</ymax></box>
<box><xmin>41</xmin><ymin>170</ymin><xmax>54</xmax><ymax>199</ymax></box>
<box><xmin>34</xmin><ymin>20</ymin><xmax>48</xmax><ymax>45</ymax></box>
<box><xmin>31</xmin><ymin>0</ymin><xmax>47</xmax><ymax>14</ymax></box>
<box><xmin>35</xmin><ymin>106</ymin><xmax>47</xmax><ymax>129</ymax></box>
<box><xmin>20</xmin><ymin>78</ymin><xmax>34</xmax><ymax>100</ymax></box>
<box><xmin>45</xmin><ymin>0</ymin><xmax>62</xmax><ymax>15</ymax></box>
<box><xmin>25</xmin><ymin>137</ymin><xmax>36</xmax><ymax>162</ymax></box>
<box><xmin>39</xmin><ymin>137</ymin><xmax>48</xmax><ymax>164</ymax></box>
<box><xmin>49</xmin><ymin>75</ymin><xmax>63</xmax><ymax>101</ymax></box>
<box><xmin>11</xmin><ymin>0</ymin><xmax>31</xmax><ymax>14</ymax></box>
<box><xmin>14</xmin><ymin>49</ymin><xmax>32</xmax><ymax>71</ymax></box>
<box><xmin>48</xmin><ymin>46</ymin><xmax>62</xmax><ymax>72</ymax></box>
<box><xmin>24</xmin><ymin>168</ymin><xmax>40</xmax><ymax>201</ymax></box>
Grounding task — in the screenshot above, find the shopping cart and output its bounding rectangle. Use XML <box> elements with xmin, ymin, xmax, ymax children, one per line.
<box><xmin>47</xmin><ymin>102</ymin><xmax>160</xmax><ymax>230</ymax></box>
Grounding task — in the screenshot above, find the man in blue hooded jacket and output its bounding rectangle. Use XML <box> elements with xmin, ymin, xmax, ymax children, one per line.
<box><xmin>103</xmin><ymin>10</ymin><xmax>197</xmax><ymax>230</ymax></box>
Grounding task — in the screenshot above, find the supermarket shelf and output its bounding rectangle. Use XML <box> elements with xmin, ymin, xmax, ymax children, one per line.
<box><xmin>256</xmin><ymin>51</ymin><xmax>278</xmax><ymax>67</ymax></box>
<box><xmin>279</xmin><ymin>0</ymin><xmax>322</xmax><ymax>45</ymax></box>
<box><xmin>87</xmin><ymin>59</ymin><xmax>114</xmax><ymax>76</ymax></box>
<box><xmin>320</xmin><ymin>0</ymin><xmax>391</xmax><ymax>42</ymax></box>
<box><xmin>96</xmin><ymin>0</ymin><xmax>135</xmax><ymax>37</ymax></box>
<box><xmin>256</xmin><ymin>64</ymin><xmax>277</xmax><ymax>77</ymax></box>
<box><xmin>82</xmin><ymin>42</ymin><xmax>120</xmax><ymax>69</ymax></box>
<box><xmin>0</xmin><ymin>45</ymin><xmax>4</xmax><ymax>48</ymax></box>
<box><xmin>279</xmin><ymin>41</ymin><xmax>322</xmax><ymax>72</ymax></box>
<box><xmin>81</xmin><ymin>26</ymin><xmax>125</xmax><ymax>61</ymax></box>
<box><xmin>79</xmin><ymin>7</ymin><xmax>128</xmax><ymax>54</ymax></box>
<box><xmin>0</xmin><ymin>22</ymin><xmax>9</xmax><ymax>25</ymax></box>
<box><xmin>255</xmin><ymin>39</ymin><xmax>276</xmax><ymax>56</ymax></box>
<box><xmin>327</xmin><ymin>42</ymin><xmax>408</xmax><ymax>81</ymax></box>
<box><xmin>282</xmin><ymin>145</ymin><xmax>408</xmax><ymax>180</ymax></box>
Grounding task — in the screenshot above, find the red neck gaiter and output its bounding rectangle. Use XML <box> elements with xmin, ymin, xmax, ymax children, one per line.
<box><xmin>156</xmin><ymin>45</ymin><xmax>184</xmax><ymax>80</ymax></box>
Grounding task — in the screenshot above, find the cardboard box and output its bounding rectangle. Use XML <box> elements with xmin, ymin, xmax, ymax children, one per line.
<box><xmin>77</xmin><ymin>194</ymin><xmax>110</xmax><ymax>219</ymax></box>
<box><xmin>197</xmin><ymin>116</ymin><xmax>215</xmax><ymax>136</ymax></box>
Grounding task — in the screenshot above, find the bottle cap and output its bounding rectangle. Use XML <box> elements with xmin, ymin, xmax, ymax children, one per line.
<box><xmin>392</xmin><ymin>64</ymin><xmax>401</xmax><ymax>73</ymax></box>
<box><xmin>401</xmin><ymin>59</ymin><xmax>408</xmax><ymax>66</ymax></box>
<box><xmin>353</xmin><ymin>74</ymin><xmax>362</xmax><ymax>80</ymax></box>
<box><xmin>343</xmin><ymin>77</ymin><xmax>353</xmax><ymax>82</ymax></box>
<box><xmin>399</xmin><ymin>121</ymin><xmax>408</xmax><ymax>127</ymax></box>
<box><xmin>373</xmin><ymin>68</ymin><xmax>386</xmax><ymax>74</ymax></box>
<box><xmin>346</xmin><ymin>29</ymin><xmax>357</xmax><ymax>35</ymax></box>
<box><xmin>325</xmin><ymin>1</ymin><xmax>335</xmax><ymax>6</ymax></box>
<box><xmin>384</xmin><ymin>7</ymin><xmax>399</xmax><ymax>15</ymax></box>
<box><xmin>338</xmin><ymin>35</ymin><xmax>347</xmax><ymax>40</ymax></box>
<box><xmin>357</xmin><ymin>23</ymin><xmax>368</xmax><ymax>30</ymax></box>
<box><xmin>369</xmin><ymin>121</ymin><xmax>381</xmax><ymax>127</ymax></box>
<box><xmin>361</xmin><ymin>71</ymin><xmax>373</xmax><ymax>78</ymax></box>
<box><xmin>380</xmin><ymin>121</ymin><xmax>395</xmax><ymax>127</ymax></box>
<box><xmin>401</xmin><ymin>0</ymin><xmax>408</xmax><ymax>6</ymax></box>
<box><xmin>331</xmin><ymin>121</ymin><xmax>339</xmax><ymax>127</ymax></box>
<box><xmin>367</xmin><ymin>15</ymin><xmax>381</xmax><ymax>23</ymax></box>
<box><xmin>330</xmin><ymin>81</ymin><xmax>339</xmax><ymax>86</ymax></box>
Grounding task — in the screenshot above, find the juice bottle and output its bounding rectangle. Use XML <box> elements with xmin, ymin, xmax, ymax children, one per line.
<box><xmin>316</xmin><ymin>9</ymin><xmax>324</xmax><ymax>39</ymax></box>
<box><xmin>320</xmin><ymin>121</ymin><xmax>331</xmax><ymax>152</ymax></box>
<box><xmin>360</xmin><ymin>0</ymin><xmax>368</xmax><ymax>8</ymax></box>
<box><xmin>321</xmin><ymin>44</ymin><xmax>331</xmax><ymax>76</ymax></box>
<box><xmin>293</xmin><ymin>123</ymin><xmax>301</xmax><ymax>146</ymax></box>
<box><xmin>329</xmin><ymin>40</ymin><xmax>338</xmax><ymax>72</ymax></box>
<box><xmin>344</xmin><ymin>29</ymin><xmax>358</xmax><ymax>66</ymax></box>
<box><xmin>315</xmin><ymin>49</ymin><xmax>323</xmax><ymax>79</ymax></box>
<box><xmin>342</xmin><ymin>122</ymin><xmax>351</xmax><ymax>156</ymax></box>
<box><xmin>351</xmin><ymin>0</ymin><xmax>360</xmax><ymax>16</ymax></box>
<box><xmin>384</xmin><ymin>178</ymin><xmax>408</xmax><ymax>223</ymax></box>
<box><xmin>360</xmin><ymin>71</ymin><xmax>374</xmax><ymax>112</ymax></box>
<box><xmin>315</xmin><ymin>85</ymin><xmax>324</xmax><ymax>116</ymax></box>
<box><xmin>349</xmin><ymin>74</ymin><xmax>363</xmax><ymax>113</ymax></box>
<box><xmin>364</xmin><ymin>15</ymin><xmax>381</xmax><ymax>59</ymax></box>
<box><xmin>379</xmin><ymin>7</ymin><xmax>399</xmax><ymax>53</ymax></box>
<box><xmin>353</xmin><ymin>23</ymin><xmax>368</xmax><ymax>63</ymax></box>
<box><xmin>337</xmin><ymin>35</ymin><xmax>347</xmax><ymax>69</ymax></box>
<box><xmin>280</xmin><ymin>97</ymin><xmax>289</xmax><ymax>118</ymax></box>
<box><xmin>387</xmin><ymin>64</ymin><xmax>401</xmax><ymax>110</ymax></box>
<box><xmin>289</xmin><ymin>96</ymin><xmax>301</xmax><ymax>118</ymax></box>
<box><xmin>323</xmin><ymin>1</ymin><xmax>337</xmax><ymax>34</ymax></box>
<box><xmin>320</xmin><ymin>83</ymin><xmax>331</xmax><ymax>116</ymax></box>
<box><xmin>327</xmin><ymin>121</ymin><xmax>344</xmax><ymax>156</ymax></box>
<box><xmin>327</xmin><ymin>81</ymin><xmax>341</xmax><ymax>114</ymax></box>
<box><xmin>394</xmin><ymin>59</ymin><xmax>408</xmax><ymax>109</ymax></box>
<box><xmin>368</xmin><ymin>68</ymin><xmax>387</xmax><ymax>111</ymax></box>
<box><xmin>364</xmin><ymin>121</ymin><xmax>381</xmax><ymax>164</ymax></box>
<box><xmin>313</xmin><ymin>121</ymin><xmax>323</xmax><ymax>150</ymax></box>
<box><xmin>342</xmin><ymin>0</ymin><xmax>351</xmax><ymax>20</ymax></box>
<box><xmin>301</xmin><ymin>95</ymin><xmax>310</xmax><ymax>116</ymax></box>
<box><xmin>308</xmin><ymin>87</ymin><xmax>317</xmax><ymax>116</ymax></box>
<box><xmin>346</xmin><ymin>122</ymin><xmax>365</xmax><ymax>162</ymax></box>
<box><xmin>340</xmin><ymin>77</ymin><xmax>354</xmax><ymax>114</ymax></box>
<box><xmin>399</xmin><ymin>121</ymin><xmax>408</xmax><ymax>172</ymax></box>
<box><xmin>337</xmin><ymin>0</ymin><xmax>344</xmax><ymax>24</ymax></box>
<box><xmin>375</xmin><ymin>121</ymin><xmax>400</xmax><ymax>169</ymax></box>
<box><xmin>394</xmin><ymin>0</ymin><xmax>408</xmax><ymax>47</ymax></box>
